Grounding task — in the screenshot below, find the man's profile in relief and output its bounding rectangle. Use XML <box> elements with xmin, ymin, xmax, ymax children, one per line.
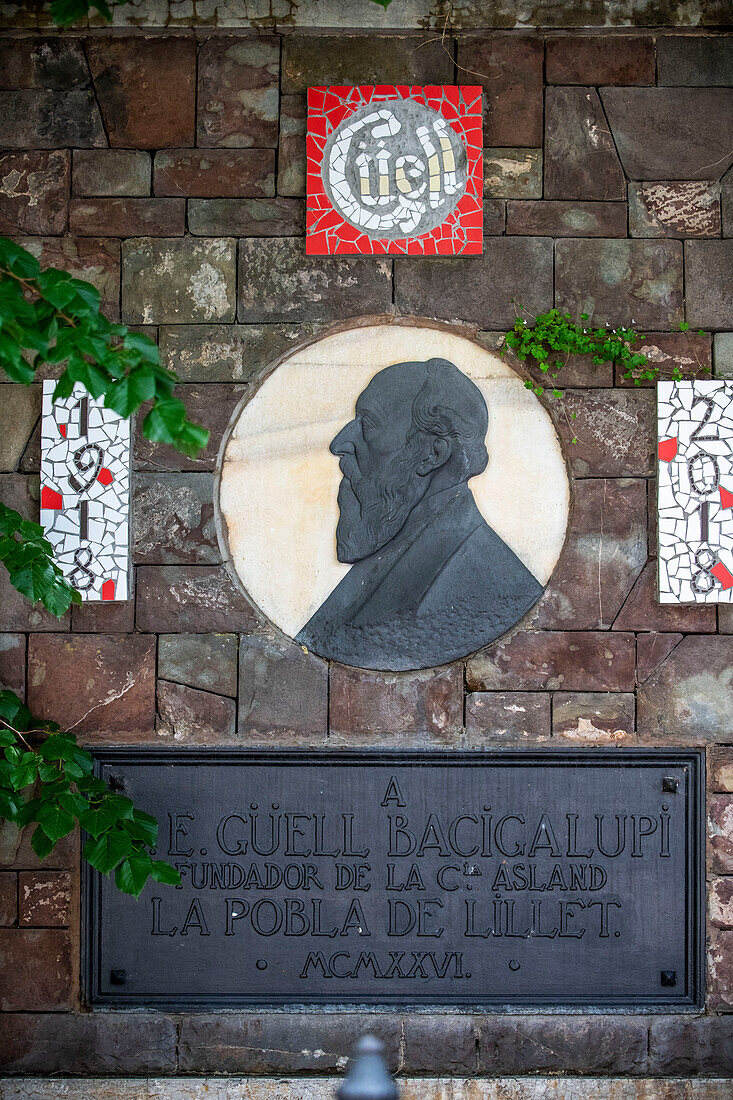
<box><xmin>296</xmin><ymin>358</ymin><xmax>543</xmax><ymax>670</ymax></box>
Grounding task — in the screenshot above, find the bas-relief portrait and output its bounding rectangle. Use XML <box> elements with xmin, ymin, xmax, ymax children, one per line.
<box><xmin>219</xmin><ymin>324</ymin><xmax>569</xmax><ymax>672</ymax></box>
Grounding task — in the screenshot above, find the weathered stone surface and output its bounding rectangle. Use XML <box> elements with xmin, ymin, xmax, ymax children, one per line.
<box><xmin>709</xmin><ymin>746</ymin><xmax>733</xmax><ymax>792</ymax></box>
<box><xmin>724</xmin><ymin>166</ymin><xmax>732</xmax><ymax>235</ymax></box>
<box><xmin>601</xmin><ymin>87</ymin><xmax>733</xmax><ymax>180</ymax></box>
<box><xmin>330</xmin><ymin>663</ymin><xmax>463</xmax><ymax>744</ymax></box>
<box><xmin>710</xmin><ymin>876</ymin><xmax>733</xmax><ymax>928</ymax></box>
<box><xmin>722</xmin><ymin>605</ymin><xmax>733</xmax><ymax>633</ymax></box>
<box><xmin>614</xmin><ymin>560</ymin><xmax>716</xmax><ymax>632</ymax></box>
<box><xmin>278</xmin><ymin>94</ymin><xmax>306</xmax><ymax>197</ymax></box>
<box><xmin>178</xmin><ymin>1013</ymin><xmax>401</xmax><ymax>1074</ymax></box>
<box><xmin>159</xmin><ymin>323</ymin><xmax>311</xmax><ymax>383</ymax></box>
<box><xmin>132</xmin><ymin>473</ymin><xmax>219</xmax><ymax>565</ymax></box>
<box><xmin>18</xmin><ymin>871</ymin><xmax>70</xmax><ymax>927</ymax></box>
<box><xmin>0</xmin><ymin>633</ymin><xmax>25</xmax><ymax>697</ymax></box>
<box><xmin>0</xmin><ymin>37</ymin><xmax>90</xmax><ymax>90</ymax></box>
<box><xmin>629</xmin><ymin>181</ymin><xmax>721</xmax><ymax>238</ymax></box>
<box><xmin>657</xmin><ymin>35</ymin><xmax>733</xmax><ymax>86</ymax></box>
<box><xmin>478</xmin><ymin>1016</ymin><xmax>648</xmax><ymax>1074</ymax></box>
<box><xmin>637</xmin><ymin>637</ymin><xmax>733</xmax><ymax>744</ymax></box>
<box><xmin>709</xmin><ymin>926</ymin><xmax>733</xmax><ymax>1009</ymax></box>
<box><xmin>467</xmin><ymin>631</ymin><xmax>636</xmax><ymax>693</ymax></box>
<box><xmin>20</xmin><ymin>237</ymin><xmax>120</xmax><ymax>319</ymax></box>
<box><xmin>189</xmin><ymin>197</ymin><xmax>304</xmax><ymax>236</ymax></box>
<box><xmin>615</xmin><ymin>332</ymin><xmax>712</xmax><ymax>387</ymax></box>
<box><xmin>283</xmin><ymin>35</ymin><xmax>452</xmax><ymax>93</ymax></box>
<box><xmin>395</xmin><ymin>238</ymin><xmax>553</xmax><ymax>329</ymax></box>
<box><xmin>122</xmin><ymin>238</ymin><xmax>236</xmax><ymax>324</ymax></box>
<box><xmin>403</xmin><ymin>1016</ymin><xmax>477</xmax><ymax>1074</ymax></box>
<box><xmin>156</xmin><ymin>680</ymin><xmax>236</xmax><ymax>742</ymax></box>
<box><xmin>0</xmin><ymin>88</ymin><xmax>104</xmax><ymax>148</ymax></box>
<box><xmin>197</xmin><ymin>36</ymin><xmax>280</xmax><ymax>148</ymax></box>
<box><xmin>0</xmin><ymin>569</ymin><xmax>69</xmax><ymax>633</ymax></box>
<box><xmin>534</xmin><ymin>478</ymin><xmax>646</xmax><ymax>629</ymax></box>
<box><xmin>136</xmin><ymin>565</ymin><xmax>259</xmax><ymax>633</ymax></box>
<box><xmin>545</xmin><ymin>88</ymin><xmax>625</xmax><ymax>201</ymax></box>
<box><xmin>458</xmin><ymin>36</ymin><xmax>543</xmax><ymax>146</ymax></box>
<box><xmin>71</xmin><ymin>600</ymin><xmax>134</xmax><ymax>634</ymax></box>
<box><xmin>0</xmin><ymin>1013</ymin><xmax>177</xmax><ymax>1074</ymax></box>
<box><xmin>238</xmin><ymin>633</ymin><xmax>327</xmax><ymax>743</ymax></box>
<box><xmin>154</xmin><ymin>149</ymin><xmax>275</xmax><ymax>197</ymax></box>
<box><xmin>685</xmin><ymin>240</ymin><xmax>733</xmax><ymax>329</ymax></box>
<box><xmin>553</xmin><ymin>691</ymin><xmax>635</xmax><ymax>744</ymax></box>
<box><xmin>483</xmin><ymin>149</ymin><xmax>542</xmax><ymax>199</ymax></box>
<box><xmin>648</xmin><ymin>1015</ymin><xmax>733</xmax><ymax>1075</ymax></box>
<box><xmin>546</xmin><ymin>35</ymin><xmax>655</xmax><ymax>85</ymax></box>
<box><xmin>714</xmin><ymin>332</ymin><xmax>733</xmax><ymax>378</ymax></box>
<box><xmin>0</xmin><ymin>928</ymin><xmax>71</xmax><ymax>1010</ymax></box>
<box><xmin>86</xmin><ymin>35</ymin><xmax>196</xmax><ymax>148</ymax></box>
<box><xmin>483</xmin><ymin>199</ymin><xmax>506</xmax><ymax>235</ymax></box>
<box><xmin>0</xmin><ymin>151</ymin><xmax>69</xmax><ymax>234</ymax></box>
<box><xmin>0</xmin><ymin>385</ymin><xmax>39</xmax><ymax>472</ymax></box>
<box><xmin>0</xmin><ymin>872</ymin><xmax>16</xmax><ymax>925</ymax></box>
<box><xmin>28</xmin><ymin>633</ymin><xmax>156</xmax><ymax>739</ymax></box>
<box><xmin>73</xmin><ymin>150</ymin><xmax>151</xmax><ymax>197</ymax></box>
<box><xmin>0</xmin><ymin>819</ymin><xmax>76</xmax><ymax>872</ymax></box>
<box><xmin>159</xmin><ymin>634</ymin><xmax>238</xmax><ymax>697</ymax></box>
<box><xmin>499</xmin><ymin>339</ymin><xmax>614</xmax><ymax>388</ymax></box>
<box><xmin>135</xmin><ymin>384</ymin><xmax>246</xmax><ymax>471</ymax></box>
<box><xmin>555</xmin><ymin>239</ymin><xmax>684</xmax><ymax>330</ymax></box>
<box><xmin>69</xmin><ymin>197</ymin><xmax>185</xmax><ymax>237</ymax></box>
<box><xmin>507</xmin><ymin>200</ymin><xmax>626</xmax><ymax>237</ymax></box>
<box><xmin>709</xmin><ymin>795</ymin><xmax>733</xmax><ymax>874</ymax></box>
<box><xmin>238</xmin><ymin>238</ymin><xmax>392</xmax><ymax>322</ymax></box>
<box><xmin>465</xmin><ymin>691</ymin><xmax>551</xmax><ymax>743</ymax></box>
<box><xmin>552</xmin><ymin>390</ymin><xmax>655</xmax><ymax>476</ymax></box>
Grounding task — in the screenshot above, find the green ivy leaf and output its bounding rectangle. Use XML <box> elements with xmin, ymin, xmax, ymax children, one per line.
<box><xmin>83</xmin><ymin>829</ymin><xmax>132</xmax><ymax>874</ymax></box>
<box><xmin>115</xmin><ymin>851</ymin><xmax>153</xmax><ymax>898</ymax></box>
<box><xmin>31</xmin><ymin>824</ymin><xmax>56</xmax><ymax>860</ymax></box>
<box><xmin>150</xmin><ymin>860</ymin><xmax>181</xmax><ymax>885</ymax></box>
<box><xmin>36</xmin><ymin>799</ymin><xmax>75</xmax><ymax>841</ymax></box>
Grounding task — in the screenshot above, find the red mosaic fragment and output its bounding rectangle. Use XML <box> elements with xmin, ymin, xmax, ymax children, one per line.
<box><xmin>41</xmin><ymin>486</ymin><xmax>63</xmax><ymax>509</ymax></box>
<box><xmin>101</xmin><ymin>578</ymin><xmax>115</xmax><ymax>600</ymax></box>
<box><xmin>97</xmin><ymin>467</ymin><xmax>114</xmax><ymax>486</ymax></box>
<box><xmin>658</xmin><ymin>437</ymin><xmax>678</xmax><ymax>462</ymax></box>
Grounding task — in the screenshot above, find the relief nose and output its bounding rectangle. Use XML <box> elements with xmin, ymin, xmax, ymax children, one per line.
<box><xmin>330</xmin><ymin>420</ymin><xmax>357</xmax><ymax>456</ymax></box>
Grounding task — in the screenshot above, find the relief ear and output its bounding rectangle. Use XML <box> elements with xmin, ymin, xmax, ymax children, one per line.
<box><xmin>416</xmin><ymin>435</ymin><xmax>452</xmax><ymax>476</ymax></box>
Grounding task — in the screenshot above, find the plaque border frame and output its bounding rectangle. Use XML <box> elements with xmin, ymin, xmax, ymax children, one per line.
<box><xmin>83</xmin><ymin>748</ymin><xmax>705</xmax><ymax>1013</ymax></box>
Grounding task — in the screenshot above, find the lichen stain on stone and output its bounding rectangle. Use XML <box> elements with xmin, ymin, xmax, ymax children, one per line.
<box><xmin>559</xmin><ymin>718</ymin><xmax>628</xmax><ymax>744</ymax></box>
<box><xmin>674</xmin><ymin>668</ymin><xmax>733</xmax><ymax>729</ymax></box>
<box><xmin>188</xmin><ymin>260</ymin><xmax>231</xmax><ymax>317</ymax></box>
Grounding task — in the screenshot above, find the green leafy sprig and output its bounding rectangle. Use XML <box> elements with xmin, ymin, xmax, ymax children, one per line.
<box><xmin>0</xmin><ymin>501</ymin><xmax>81</xmax><ymax>617</ymax></box>
<box><xmin>50</xmin><ymin>0</ymin><xmax>128</xmax><ymax>26</ymax></box>
<box><xmin>0</xmin><ymin>690</ymin><xmax>180</xmax><ymax>898</ymax></box>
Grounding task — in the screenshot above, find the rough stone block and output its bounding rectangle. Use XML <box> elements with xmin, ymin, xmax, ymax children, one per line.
<box><xmin>478</xmin><ymin>1015</ymin><xmax>648</xmax><ymax>1074</ymax></box>
<box><xmin>197</xmin><ymin>36</ymin><xmax>280</xmax><ymax>148</ymax></box>
<box><xmin>0</xmin><ymin>1012</ymin><xmax>177</xmax><ymax>1074</ymax></box>
<box><xmin>552</xmin><ymin>390</ymin><xmax>655</xmax><ymax>477</ymax></box>
<box><xmin>465</xmin><ymin>691</ymin><xmax>551</xmax><ymax>743</ymax></box>
<box><xmin>73</xmin><ymin>150</ymin><xmax>151</xmax><ymax>197</ymax></box>
<box><xmin>657</xmin><ymin>35</ymin><xmax>733</xmax><ymax>86</ymax></box>
<box><xmin>649</xmin><ymin>1015</ymin><xmax>733</xmax><ymax>1075</ymax></box>
<box><xmin>329</xmin><ymin>663</ymin><xmax>463</xmax><ymax>744</ymax></box>
<box><xmin>507</xmin><ymin>200</ymin><xmax>626</xmax><ymax>237</ymax></box>
<box><xmin>0</xmin><ymin>88</ymin><xmax>104</xmax><ymax>148</ymax></box>
<box><xmin>483</xmin><ymin>199</ymin><xmax>506</xmax><ymax>235</ymax></box>
<box><xmin>86</xmin><ymin>35</ymin><xmax>196</xmax><ymax>148</ymax></box>
<box><xmin>722</xmin><ymin>605</ymin><xmax>733</xmax><ymax>633</ymax></box>
<box><xmin>685</xmin><ymin>240</ymin><xmax>733</xmax><ymax>330</ymax></box>
<box><xmin>0</xmin><ymin>569</ymin><xmax>70</xmax><ymax>633</ymax></box>
<box><xmin>483</xmin><ymin>149</ymin><xmax>542</xmax><ymax>199</ymax></box>
<box><xmin>0</xmin><ymin>633</ymin><xmax>25</xmax><ymax>698</ymax></box>
<box><xmin>714</xmin><ymin>332</ymin><xmax>733</xmax><ymax>378</ymax></box>
<box><xmin>238</xmin><ymin>633</ymin><xmax>328</xmax><ymax>743</ymax></box>
<box><xmin>0</xmin><ymin>150</ymin><xmax>69</xmax><ymax>235</ymax></box>
<box><xmin>28</xmin><ymin>633</ymin><xmax>156</xmax><ymax>739</ymax></box>
<box><xmin>395</xmin><ymin>238</ymin><xmax>553</xmax><ymax>329</ymax></box>
<box><xmin>601</xmin><ymin>87</ymin><xmax>733</xmax><ymax>181</ymax></box>
<box><xmin>132</xmin><ymin>472</ymin><xmax>219</xmax><ymax>565</ymax></box>
<box><xmin>500</xmin><ymin>340</ymin><xmax>614</xmax><ymax>388</ymax></box>
<box><xmin>158</xmin><ymin>634</ymin><xmax>238</xmax><ymax>697</ymax></box>
<box><xmin>282</xmin><ymin>35</ymin><xmax>452</xmax><ymax>93</ymax></box>
<box><xmin>69</xmin><ymin>197</ymin><xmax>185</xmax><ymax>237</ymax></box>
<box><xmin>18</xmin><ymin>871</ymin><xmax>71</xmax><ymax>927</ymax></box>
<box><xmin>238</xmin><ymin>238</ymin><xmax>392</xmax><ymax>322</ymax></box>
<box><xmin>724</xmin><ymin>166</ymin><xmax>732</xmax><ymax>235</ymax></box>
<box><xmin>0</xmin><ymin>384</ymin><xmax>40</xmax><ymax>472</ymax></box>
<box><xmin>136</xmin><ymin>565</ymin><xmax>259</xmax><ymax>634</ymax></box>
<box><xmin>629</xmin><ymin>181</ymin><xmax>721</xmax><ymax>238</ymax></box>
<box><xmin>156</xmin><ymin>680</ymin><xmax>236</xmax><ymax>742</ymax></box>
<box><xmin>21</xmin><ymin>237</ymin><xmax>120</xmax><ymax>320</ymax></box>
<box><xmin>709</xmin><ymin>747</ymin><xmax>733</xmax><ymax>792</ymax></box>
<box><xmin>467</xmin><ymin>631</ymin><xmax>636</xmax><ymax>693</ymax></box>
<box><xmin>555</xmin><ymin>239</ymin><xmax>684</xmax><ymax>330</ymax></box>
<box><xmin>403</xmin><ymin>1016</ymin><xmax>477</xmax><ymax>1074</ymax></box>
<box><xmin>0</xmin><ymin>928</ymin><xmax>72</xmax><ymax>1010</ymax></box>
<box><xmin>159</xmin><ymin>323</ymin><xmax>311</xmax><ymax>383</ymax></box>
<box><xmin>189</xmin><ymin>197</ymin><xmax>304</xmax><ymax>236</ymax></box>
<box><xmin>613</xmin><ymin>560</ymin><xmax>716</xmax><ymax>633</ymax></box>
<box><xmin>553</xmin><ymin>691</ymin><xmax>635</xmax><ymax>744</ymax></box>
<box><xmin>710</xmin><ymin>876</ymin><xmax>733</xmax><ymax>929</ymax></box>
<box><xmin>278</xmin><ymin>94</ymin><xmax>306</xmax><ymax>197</ymax></box>
<box><xmin>638</xmin><ymin>638</ymin><xmax>733</xmax><ymax>744</ymax></box>
<box><xmin>545</xmin><ymin>88</ymin><xmax>625</xmax><ymax>201</ymax></box>
<box><xmin>71</xmin><ymin>599</ymin><xmax>135</xmax><ymax>634</ymax></box>
<box><xmin>708</xmin><ymin>926</ymin><xmax>733</xmax><ymax>1009</ymax></box>
<box><xmin>0</xmin><ymin>872</ymin><xmax>16</xmax><ymax>925</ymax></box>
<box><xmin>0</xmin><ymin>37</ymin><xmax>91</xmax><ymax>90</ymax></box>
<box><xmin>458</xmin><ymin>36</ymin><xmax>543</xmax><ymax>146</ymax></box>
<box><xmin>154</xmin><ymin>149</ymin><xmax>275</xmax><ymax>197</ymax></box>
<box><xmin>122</xmin><ymin>238</ymin><xmax>236</xmax><ymax>324</ymax></box>
<box><xmin>615</xmin><ymin>332</ymin><xmax>712</xmax><ymax>387</ymax></box>
<box><xmin>709</xmin><ymin>795</ymin><xmax>733</xmax><ymax>874</ymax></box>
<box><xmin>134</xmin><ymin>384</ymin><xmax>246</xmax><ymax>472</ymax></box>
<box><xmin>0</xmin><ymin>820</ymin><xmax>76</xmax><ymax>872</ymax></box>
<box><xmin>546</xmin><ymin>35</ymin><xmax>655</xmax><ymax>85</ymax></box>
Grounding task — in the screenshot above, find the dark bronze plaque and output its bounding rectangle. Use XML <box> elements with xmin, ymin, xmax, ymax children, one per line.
<box><xmin>85</xmin><ymin>750</ymin><xmax>704</xmax><ymax>1009</ymax></box>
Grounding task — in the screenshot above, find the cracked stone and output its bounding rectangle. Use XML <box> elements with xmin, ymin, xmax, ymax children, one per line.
<box><xmin>615</xmin><ymin>332</ymin><xmax>712</xmax><ymax>387</ymax></box>
<box><xmin>649</xmin><ymin>1016</ymin><xmax>733</xmax><ymax>1075</ymax></box>
<box><xmin>158</xmin><ymin>634</ymin><xmax>238</xmax><ymax>697</ymax></box>
<box><xmin>545</xmin><ymin>88</ymin><xmax>625</xmax><ymax>201</ymax></box>
<box><xmin>613</xmin><ymin>560</ymin><xmax>716</xmax><ymax>632</ymax></box>
<box><xmin>156</xmin><ymin>680</ymin><xmax>236</xmax><ymax>743</ymax></box>
<box><xmin>0</xmin><ymin>1013</ymin><xmax>177</xmax><ymax>1074</ymax></box>
<box><xmin>551</xmin><ymin>390</ymin><xmax>655</xmax><ymax>477</ymax></box>
<box><xmin>132</xmin><ymin>472</ymin><xmax>219</xmax><ymax>565</ymax></box>
<box><xmin>637</xmin><ymin>636</ymin><xmax>733</xmax><ymax>743</ymax></box>
<box><xmin>636</xmin><ymin>632</ymin><xmax>683</xmax><ymax>683</ymax></box>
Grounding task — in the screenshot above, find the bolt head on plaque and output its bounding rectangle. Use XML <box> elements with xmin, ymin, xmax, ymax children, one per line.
<box><xmin>218</xmin><ymin>321</ymin><xmax>569</xmax><ymax>672</ymax></box>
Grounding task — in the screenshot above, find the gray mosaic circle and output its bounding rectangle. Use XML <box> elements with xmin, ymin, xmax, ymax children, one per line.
<box><xmin>322</xmin><ymin>98</ymin><xmax>469</xmax><ymax>241</ymax></box>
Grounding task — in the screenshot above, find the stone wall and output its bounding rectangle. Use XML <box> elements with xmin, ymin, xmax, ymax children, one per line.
<box><xmin>0</xmin><ymin>22</ymin><xmax>731</xmax><ymax>1093</ymax></box>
